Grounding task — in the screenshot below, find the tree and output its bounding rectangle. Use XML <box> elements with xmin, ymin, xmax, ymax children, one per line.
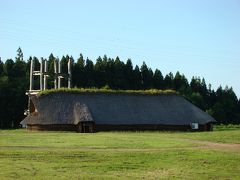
<box><xmin>1</xmin><ymin>52</ymin><xmax>240</xmax><ymax>128</ymax></box>
<box><xmin>13</xmin><ymin>58</ymin><xmax>26</xmax><ymax>78</ymax></box>
<box><xmin>60</xmin><ymin>55</ymin><xmax>69</xmax><ymax>87</ymax></box>
<box><xmin>140</xmin><ymin>62</ymin><xmax>153</xmax><ymax>89</ymax></box>
<box><xmin>85</xmin><ymin>58</ymin><xmax>95</xmax><ymax>87</ymax></box>
<box><xmin>47</xmin><ymin>53</ymin><xmax>56</xmax><ymax>88</ymax></box>
<box><xmin>173</xmin><ymin>71</ymin><xmax>189</xmax><ymax>94</ymax></box>
<box><xmin>102</xmin><ymin>55</ymin><xmax>109</xmax><ymax>86</ymax></box>
<box><xmin>4</xmin><ymin>59</ymin><xmax>15</xmax><ymax>78</ymax></box>
<box><xmin>190</xmin><ymin>92</ymin><xmax>204</xmax><ymax>110</ymax></box>
<box><xmin>125</xmin><ymin>59</ymin><xmax>134</xmax><ymax>89</ymax></box>
<box><xmin>16</xmin><ymin>47</ymin><xmax>23</xmax><ymax>61</ymax></box>
<box><xmin>164</xmin><ymin>72</ymin><xmax>174</xmax><ymax>89</ymax></box>
<box><xmin>153</xmin><ymin>69</ymin><xmax>164</xmax><ymax>89</ymax></box>
<box><xmin>1</xmin><ymin>55</ymin><xmax>28</xmax><ymax>128</ymax></box>
<box><xmin>113</xmin><ymin>56</ymin><xmax>126</xmax><ymax>89</ymax></box>
<box><xmin>72</xmin><ymin>54</ymin><xmax>85</xmax><ymax>87</ymax></box>
<box><xmin>0</xmin><ymin>75</ymin><xmax>10</xmax><ymax>128</ymax></box>
<box><xmin>190</xmin><ymin>76</ymin><xmax>203</xmax><ymax>93</ymax></box>
<box><xmin>173</xmin><ymin>71</ymin><xmax>182</xmax><ymax>90</ymax></box>
<box><xmin>212</xmin><ymin>86</ymin><xmax>239</xmax><ymax>124</ymax></box>
<box><xmin>133</xmin><ymin>65</ymin><xmax>142</xmax><ymax>89</ymax></box>
<box><xmin>94</xmin><ymin>56</ymin><xmax>104</xmax><ymax>88</ymax></box>
<box><xmin>106</xmin><ymin>58</ymin><xmax>115</xmax><ymax>88</ymax></box>
<box><xmin>0</xmin><ymin>59</ymin><xmax>4</xmax><ymax>76</ymax></box>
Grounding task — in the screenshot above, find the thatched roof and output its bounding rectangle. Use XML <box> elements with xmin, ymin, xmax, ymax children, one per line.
<box><xmin>22</xmin><ymin>92</ymin><xmax>215</xmax><ymax>126</ymax></box>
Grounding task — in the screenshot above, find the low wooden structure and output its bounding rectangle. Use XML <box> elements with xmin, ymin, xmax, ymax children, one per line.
<box><xmin>22</xmin><ymin>92</ymin><xmax>215</xmax><ymax>132</ymax></box>
<box><xmin>22</xmin><ymin>59</ymin><xmax>215</xmax><ymax>132</ymax></box>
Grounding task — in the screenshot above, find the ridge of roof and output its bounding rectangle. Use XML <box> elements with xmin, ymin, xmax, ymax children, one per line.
<box><xmin>37</xmin><ymin>88</ymin><xmax>178</xmax><ymax>97</ymax></box>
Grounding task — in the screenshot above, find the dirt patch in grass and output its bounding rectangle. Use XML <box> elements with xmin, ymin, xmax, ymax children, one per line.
<box><xmin>177</xmin><ymin>138</ymin><xmax>240</xmax><ymax>151</ymax></box>
<box><xmin>1</xmin><ymin>141</ymin><xmax>239</xmax><ymax>153</ymax></box>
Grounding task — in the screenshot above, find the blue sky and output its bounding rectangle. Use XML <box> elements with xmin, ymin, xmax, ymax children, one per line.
<box><xmin>0</xmin><ymin>0</ymin><xmax>240</xmax><ymax>97</ymax></box>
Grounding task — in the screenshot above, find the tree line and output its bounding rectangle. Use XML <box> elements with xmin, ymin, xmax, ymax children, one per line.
<box><xmin>0</xmin><ymin>48</ymin><xmax>240</xmax><ymax>128</ymax></box>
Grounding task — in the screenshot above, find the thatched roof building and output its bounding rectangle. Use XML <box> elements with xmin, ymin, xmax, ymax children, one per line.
<box><xmin>21</xmin><ymin>90</ymin><xmax>216</xmax><ymax>132</ymax></box>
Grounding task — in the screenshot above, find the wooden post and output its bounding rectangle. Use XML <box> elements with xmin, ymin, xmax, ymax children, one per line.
<box><xmin>68</xmin><ymin>58</ymin><xmax>71</xmax><ymax>89</ymax></box>
<box><xmin>40</xmin><ymin>58</ymin><xmax>43</xmax><ymax>90</ymax></box>
<box><xmin>29</xmin><ymin>59</ymin><xmax>34</xmax><ymax>91</ymax></box>
<box><xmin>58</xmin><ymin>58</ymin><xmax>61</xmax><ymax>89</ymax></box>
<box><xmin>44</xmin><ymin>60</ymin><xmax>48</xmax><ymax>90</ymax></box>
<box><xmin>54</xmin><ymin>59</ymin><xmax>58</xmax><ymax>89</ymax></box>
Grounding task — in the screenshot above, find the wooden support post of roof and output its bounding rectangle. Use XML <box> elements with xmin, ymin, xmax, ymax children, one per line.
<box><xmin>58</xmin><ymin>58</ymin><xmax>61</xmax><ymax>89</ymax></box>
<box><xmin>54</xmin><ymin>58</ymin><xmax>58</xmax><ymax>89</ymax></box>
<box><xmin>29</xmin><ymin>59</ymin><xmax>34</xmax><ymax>91</ymax></box>
<box><xmin>40</xmin><ymin>58</ymin><xmax>43</xmax><ymax>90</ymax></box>
<box><xmin>44</xmin><ymin>60</ymin><xmax>48</xmax><ymax>90</ymax></box>
<box><xmin>68</xmin><ymin>58</ymin><xmax>71</xmax><ymax>89</ymax></box>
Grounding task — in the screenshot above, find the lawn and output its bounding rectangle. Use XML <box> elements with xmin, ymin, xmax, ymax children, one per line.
<box><xmin>0</xmin><ymin>127</ymin><xmax>240</xmax><ymax>179</ymax></box>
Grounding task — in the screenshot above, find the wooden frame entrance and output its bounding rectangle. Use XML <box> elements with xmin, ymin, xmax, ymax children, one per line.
<box><xmin>77</xmin><ymin>121</ymin><xmax>94</xmax><ymax>133</ymax></box>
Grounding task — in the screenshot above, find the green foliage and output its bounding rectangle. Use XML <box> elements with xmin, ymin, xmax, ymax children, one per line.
<box><xmin>0</xmin><ymin>48</ymin><xmax>240</xmax><ymax>128</ymax></box>
<box><xmin>38</xmin><ymin>88</ymin><xmax>177</xmax><ymax>97</ymax></box>
<box><xmin>164</xmin><ymin>72</ymin><xmax>174</xmax><ymax>89</ymax></box>
<box><xmin>0</xmin><ymin>56</ymin><xmax>28</xmax><ymax>128</ymax></box>
<box><xmin>16</xmin><ymin>47</ymin><xmax>23</xmax><ymax>61</ymax></box>
<box><xmin>211</xmin><ymin>86</ymin><xmax>239</xmax><ymax>124</ymax></box>
<box><xmin>0</xmin><ymin>59</ymin><xmax>3</xmax><ymax>76</ymax></box>
<box><xmin>140</xmin><ymin>61</ymin><xmax>153</xmax><ymax>89</ymax></box>
<box><xmin>189</xmin><ymin>92</ymin><xmax>205</xmax><ymax>109</ymax></box>
<box><xmin>102</xmin><ymin>84</ymin><xmax>111</xmax><ymax>90</ymax></box>
<box><xmin>174</xmin><ymin>71</ymin><xmax>189</xmax><ymax>92</ymax></box>
<box><xmin>153</xmin><ymin>69</ymin><xmax>164</xmax><ymax>89</ymax></box>
<box><xmin>214</xmin><ymin>124</ymin><xmax>240</xmax><ymax>131</ymax></box>
<box><xmin>4</xmin><ymin>59</ymin><xmax>15</xmax><ymax>77</ymax></box>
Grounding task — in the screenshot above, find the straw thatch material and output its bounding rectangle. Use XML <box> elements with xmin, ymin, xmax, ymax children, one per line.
<box><xmin>22</xmin><ymin>92</ymin><xmax>215</xmax><ymax>131</ymax></box>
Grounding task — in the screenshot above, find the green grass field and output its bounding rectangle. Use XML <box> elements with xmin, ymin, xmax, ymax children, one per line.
<box><xmin>0</xmin><ymin>126</ymin><xmax>240</xmax><ymax>179</ymax></box>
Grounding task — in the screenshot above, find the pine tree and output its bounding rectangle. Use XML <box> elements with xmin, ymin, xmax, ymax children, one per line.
<box><xmin>153</xmin><ymin>69</ymin><xmax>163</xmax><ymax>89</ymax></box>
<box><xmin>125</xmin><ymin>59</ymin><xmax>134</xmax><ymax>89</ymax></box>
<box><xmin>113</xmin><ymin>56</ymin><xmax>126</xmax><ymax>89</ymax></box>
<box><xmin>133</xmin><ymin>65</ymin><xmax>142</xmax><ymax>89</ymax></box>
<box><xmin>164</xmin><ymin>72</ymin><xmax>174</xmax><ymax>89</ymax></box>
<box><xmin>85</xmin><ymin>58</ymin><xmax>95</xmax><ymax>87</ymax></box>
<box><xmin>16</xmin><ymin>47</ymin><xmax>23</xmax><ymax>61</ymax></box>
<box><xmin>0</xmin><ymin>59</ymin><xmax>4</xmax><ymax>76</ymax></box>
<box><xmin>4</xmin><ymin>59</ymin><xmax>15</xmax><ymax>78</ymax></box>
<box><xmin>140</xmin><ymin>62</ymin><xmax>153</xmax><ymax>89</ymax></box>
<box><xmin>0</xmin><ymin>52</ymin><xmax>240</xmax><ymax>127</ymax></box>
<box><xmin>73</xmin><ymin>54</ymin><xmax>85</xmax><ymax>87</ymax></box>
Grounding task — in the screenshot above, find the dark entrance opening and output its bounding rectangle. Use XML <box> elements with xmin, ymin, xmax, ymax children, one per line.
<box><xmin>206</xmin><ymin>123</ymin><xmax>213</xmax><ymax>131</ymax></box>
<box><xmin>83</xmin><ymin>124</ymin><xmax>90</xmax><ymax>133</ymax></box>
<box><xmin>29</xmin><ymin>99</ymin><xmax>35</xmax><ymax>113</ymax></box>
<box><xmin>77</xmin><ymin>121</ymin><xmax>94</xmax><ymax>133</ymax></box>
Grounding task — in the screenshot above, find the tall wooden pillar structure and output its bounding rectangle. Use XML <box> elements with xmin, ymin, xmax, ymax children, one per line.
<box><xmin>29</xmin><ymin>58</ymin><xmax>49</xmax><ymax>92</ymax></box>
<box><xmin>53</xmin><ymin>57</ymin><xmax>72</xmax><ymax>89</ymax></box>
<box><xmin>68</xmin><ymin>58</ymin><xmax>72</xmax><ymax>88</ymax></box>
<box><xmin>26</xmin><ymin>57</ymin><xmax>72</xmax><ymax>116</ymax></box>
<box><xmin>44</xmin><ymin>60</ymin><xmax>48</xmax><ymax>90</ymax></box>
<box><xmin>29</xmin><ymin>57</ymin><xmax>72</xmax><ymax>92</ymax></box>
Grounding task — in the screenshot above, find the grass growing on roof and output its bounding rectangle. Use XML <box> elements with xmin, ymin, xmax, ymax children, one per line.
<box><xmin>38</xmin><ymin>88</ymin><xmax>177</xmax><ymax>97</ymax></box>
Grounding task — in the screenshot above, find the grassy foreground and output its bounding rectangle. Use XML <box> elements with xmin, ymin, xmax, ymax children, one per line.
<box><xmin>0</xmin><ymin>127</ymin><xmax>240</xmax><ymax>179</ymax></box>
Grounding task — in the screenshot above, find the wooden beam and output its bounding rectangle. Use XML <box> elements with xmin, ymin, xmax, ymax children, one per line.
<box><xmin>40</xmin><ymin>58</ymin><xmax>43</xmax><ymax>90</ymax></box>
<box><xmin>58</xmin><ymin>59</ymin><xmax>61</xmax><ymax>89</ymax></box>
<box><xmin>68</xmin><ymin>58</ymin><xmax>71</xmax><ymax>89</ymax></box>
<box><xmin>29</xmin><ymin>59</ymin><xmax>34</xmax><ymax>91</ymax></box>
<box><xmin>54</xmin><ymin>59</ymin><xmax>58</xmax><ymax>89</ymax></box>
<box><xmin>44</xmin><ymin>60</ymin><xmax>48</xmax><ymax>90</ymax></box>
